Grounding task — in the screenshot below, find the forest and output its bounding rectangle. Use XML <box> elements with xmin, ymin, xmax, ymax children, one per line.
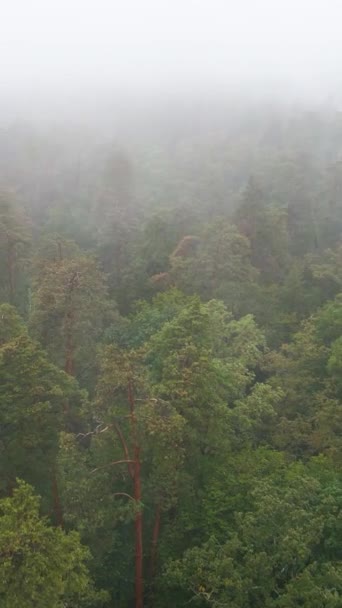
<box><xmin>1</xmin><ymin>100</ymin><xmax>342</xmax><ymax>608</ymax></box>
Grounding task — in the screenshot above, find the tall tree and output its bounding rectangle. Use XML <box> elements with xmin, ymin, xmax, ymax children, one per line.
<box><xmin>169</xmin><ymin>221</ymin><xmax>258</xmax><ymax>315</ymax></box>
<box><xmin>0</xmin><ymin>304</ymin><xmax>81</xmax><ymax>518</ymax></box>
<box><xmin>92</xmin><ymin>345</ymin><xmax>184</xmax><ymax>608</ymax></box>
<box><xmin>30</xmin><ymin>238</ymin><xmax>112</xmax><ymax>386</ymax></box>
<box><xmin>235</xmin><ymin>179</ymin><xmax>290</xmax><ymax>282</ymax></box>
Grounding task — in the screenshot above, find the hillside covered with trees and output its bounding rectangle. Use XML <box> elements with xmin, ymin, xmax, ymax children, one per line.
<box><xmin>1</xmin><ymin>102</ymin><xmax>342</xmax><ymax>607</ymax></box>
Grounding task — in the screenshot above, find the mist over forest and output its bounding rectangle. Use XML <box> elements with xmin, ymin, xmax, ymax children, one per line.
<box><xmin>1</xmin><ymin>2</ymin><xmax>342</xmax><ymax>608</ymax></box>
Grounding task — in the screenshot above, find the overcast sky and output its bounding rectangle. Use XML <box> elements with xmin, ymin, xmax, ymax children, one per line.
<box><xmin>1</xmin><ymin>0</ymin><xmax>342</xmax><ymax>102</ymax></box>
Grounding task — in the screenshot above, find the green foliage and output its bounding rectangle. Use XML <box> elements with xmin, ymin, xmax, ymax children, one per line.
<box><xmin>265</xmin><ymin>294</ymin><xmax>342</xmax><ymax>454</ymax></box>
<box><xmin>2</xmin><ymin>109</ymin><xmax>342</xmax><ymax>608</ymax></box>
<box><xmin>0</xmin><ymin>192</ymin><xmax>31</xmax><ymax>310</ymax></box>
<box><xmin>0</xmin><ymin>302</ymin><xmax>27</xmax><ymax>343</ymax></box>
<box><xmin>164</xmin><ymin>459</ymin><xmax>342</xmax><ymax>608</ymax></box>
<box><xmin>169</xmin><ymin>220</ymin><xmax>259</xmax><ymax>315</ymax></box>
<box><xmin>30</xmin><ymin>241</ymin><xmax>114</xmax><ymax>386</ymax></box>
<box><xmin>235</xmin><ymin>179</ymin><xmax>290</xmax><ymax>282</ymax></box>
<box><xmin>0</xmin><ymin>304</ymin><xmax>80</xmax><ymax>499</ymax></box>
<box><xmin>0</xmin><ymin>480</ymin><xmax>107</xmax><ymax>608</ymax></box>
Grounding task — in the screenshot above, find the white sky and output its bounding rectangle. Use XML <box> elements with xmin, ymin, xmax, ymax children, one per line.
<box><xmin>1</xmin><ymin>0</ymin><xmax>342</xmax><ymax>94</ymax></box>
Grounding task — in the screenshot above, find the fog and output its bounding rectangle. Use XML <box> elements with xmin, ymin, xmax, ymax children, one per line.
<box><xmin>1</xmin><ymin>0</ymin><xmax>342</xmax><ymax>125</ymax></box>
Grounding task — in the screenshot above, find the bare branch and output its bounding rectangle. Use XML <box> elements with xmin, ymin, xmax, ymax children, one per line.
<box><xmin>76</xmin><ymin>422</ymin><xmax>113</xmax><ymax>440</ymax></box>
<box><xmin>113</xmin><ymin>492</ymin><xmax>135</xmax><ymax>501</ymax></box>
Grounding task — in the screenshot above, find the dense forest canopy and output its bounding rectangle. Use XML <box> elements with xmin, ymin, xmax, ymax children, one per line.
<box><xmin>0</xmin><ymin>95</ymin><xmax>342</xmax><ymax>607</ymax></box>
